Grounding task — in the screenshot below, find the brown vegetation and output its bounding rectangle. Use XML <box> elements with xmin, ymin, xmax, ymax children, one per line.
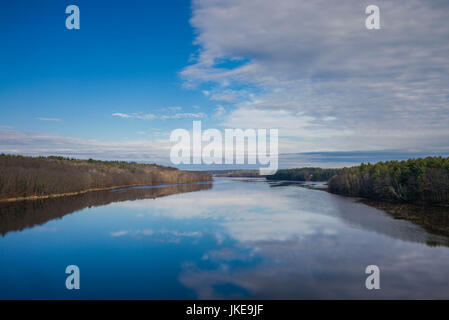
<box><xmin>0</xmin><ymin>154</ymin><xmax>212</xmax><ymax>201</ymax></box>
<box><xmin>361</xmin><ymin>200</ymin><xmax>449</xmax><ymax>241</ymax></box>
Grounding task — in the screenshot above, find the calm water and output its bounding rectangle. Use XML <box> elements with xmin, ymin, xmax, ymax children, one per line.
<box><xmin>1</xmin><ymin>177</ymin><xmax>449</xmax><ymax>299</ymax></box>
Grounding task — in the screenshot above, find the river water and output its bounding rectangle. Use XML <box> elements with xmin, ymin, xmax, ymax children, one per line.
<box><xmin>1</xmin><ymin>177</ymin><xmax>449</xmax><ymax>299</ymax></box>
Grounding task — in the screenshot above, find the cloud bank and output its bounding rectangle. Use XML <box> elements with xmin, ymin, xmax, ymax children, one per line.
<box><xmin>181</xmin><ymin>0</ymin><xmax>449</xmax><ymax>153</ymax></box>
<box><xmin>0</xmin><ymin>126</ymin><xmax>170</xmax><ymax>163</ymax></box>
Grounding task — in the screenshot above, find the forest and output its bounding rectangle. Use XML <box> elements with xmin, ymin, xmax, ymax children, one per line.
<box><xmin>0</xmin><ymin>154</ymin><xmax>212</xmax><ymax>201</ymax></box>
<box><xmin>328</xmin><ymin>156</ymin><xmax>449</xmax><ymax>204</ymax></box>
<box><xmin>266</xmin><ymin>167</ymin><xmax>341</xmax><ymax>182</ymax></box>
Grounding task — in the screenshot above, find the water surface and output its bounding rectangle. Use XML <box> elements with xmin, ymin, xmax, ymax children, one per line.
<box><xmin>1</xmin><ymin>178</ymin><xmax>449</xmax><ymax>299</ymax></box>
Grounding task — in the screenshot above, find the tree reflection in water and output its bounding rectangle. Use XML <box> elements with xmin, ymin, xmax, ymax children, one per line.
<box><xmin>0</xmin><ymin>182</ymin><xmax>212</xmax><ymax>236</ymax></box>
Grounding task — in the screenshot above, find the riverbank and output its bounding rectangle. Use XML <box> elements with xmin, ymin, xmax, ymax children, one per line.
<box><xmin>361</xmin><ymin>199</ymin><xmax>449</xmax><ymax>238</ymax></box>
<box><xmin>0</xmin><ymin>154</ymin><xmax>212</xmax><ymax>202</ymax></box>
<box><xmin>0</xmin><ymin>183</ymin><xmax>206</xmax><ymax>203</ymax></box>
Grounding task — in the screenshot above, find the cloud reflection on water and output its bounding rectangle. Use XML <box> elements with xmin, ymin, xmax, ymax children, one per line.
<box><xmin>112</xmin><ymin>178</ymin><xmax>449</xmax><ymax>299</ymax></box>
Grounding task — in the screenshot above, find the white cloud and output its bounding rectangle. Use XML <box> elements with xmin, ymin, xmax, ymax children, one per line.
<box><xmin>113</xmin><ymin>108</ymin><xmax>206</xmax><ymax>121</ymax></box>
<box><xmin>112</xmin><ymin>113</ymin><xmax>131</xmax><ymax>119</ymax></box>
<box><xmin>213</xmin><ymin>105</ymin><xmax>226</xmax><ymax>117</ymax></box>
<box><xmin>0</xmin><ymin>126</ymin><xmax>172</xmax><ymax>162</ymax></box>
<box><xmin>111</xmin><ymin>230</ymin><xmax>129</xmax><ymax>237</ymax></box>
<box><xmin>161</xmin><ymin>112</ymin><xmax>207</xmax><ymax>119</ymax></box>
<box><xmin>181</xmin><ymin>0</ymin><xmax>449</xmax><ymax>153</ymax></box>
<box><xmin>159</xmin><ymin>106</ymin><xmax>183</xmax><ymax>112</ymax></box>
<box><xmin>36</xmin><ymin>117</ymin><xmax>61</xmax><ymax>122</ymax></box>
<box><xmin>209</xmin><ymin>89</ymin><xmax>243</xmax><ymax>103</ymax></box>
<box><xmin>112</xmin><ymin>112</ymin><xmax>155</xmax><ymax>120</ymax></box>
<box><xmin>135</xmin><ymin>113</ymin><xmax>156</xmax><ymax>120</ymax></box>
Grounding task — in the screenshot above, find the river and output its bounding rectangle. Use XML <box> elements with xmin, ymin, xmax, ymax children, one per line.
<box><xmin>1</xmin><ymin>177</ymin><xmax>449</xmax><ymax>299</ymax></box>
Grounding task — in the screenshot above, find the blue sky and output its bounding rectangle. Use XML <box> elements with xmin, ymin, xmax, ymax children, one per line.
<box><xmin>0</xmin><ymin>0</ymin><xmax>213</xmax><ymax>141</ymax></box>
<box><xmin>1</xmin><ymin>0</ymin><xmax>449</xmax><ymax>168</ymax></box>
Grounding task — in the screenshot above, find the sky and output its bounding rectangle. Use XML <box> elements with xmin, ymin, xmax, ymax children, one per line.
<box><xmin>1</xmin><ymin>0</ymin><xmax>449</xmax><ymax>168</ymax></box>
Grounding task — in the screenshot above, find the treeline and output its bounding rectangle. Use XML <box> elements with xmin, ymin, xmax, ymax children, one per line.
<box><xmin>213</xmin><ymin>170</ymin><xmax>262</xmax><ymax>177</ymax></box>
<box><xmin>328</xmin><ymin>157</ymin><xmax>449</xmax><ymax>204</ymax></box>
<box><xmin>266</xmin><ymin>167</ymin><xmax>341</xmax><ymax>181</ymax></box>
<box><xmin>0</xmin><ymin>154</ymin><xmax>212</xmax><ymax>200</ymax></box>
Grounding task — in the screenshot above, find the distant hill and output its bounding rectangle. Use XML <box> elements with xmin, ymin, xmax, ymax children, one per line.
<box><xmin>0</xmin><ymin>154</ymin><xmax>212</xmax><ymax>201</ymax></box>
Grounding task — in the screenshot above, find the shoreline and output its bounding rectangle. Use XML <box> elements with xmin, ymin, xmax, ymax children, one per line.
<box><xmin>0</xmin><ymin>181</ymin><xmax>212</xmax><ymax>203</ymax></box>
<box><xmin>265</xmin><ymin>177</ymin><xmax>449</xmax><ymax>207</ymax></box>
